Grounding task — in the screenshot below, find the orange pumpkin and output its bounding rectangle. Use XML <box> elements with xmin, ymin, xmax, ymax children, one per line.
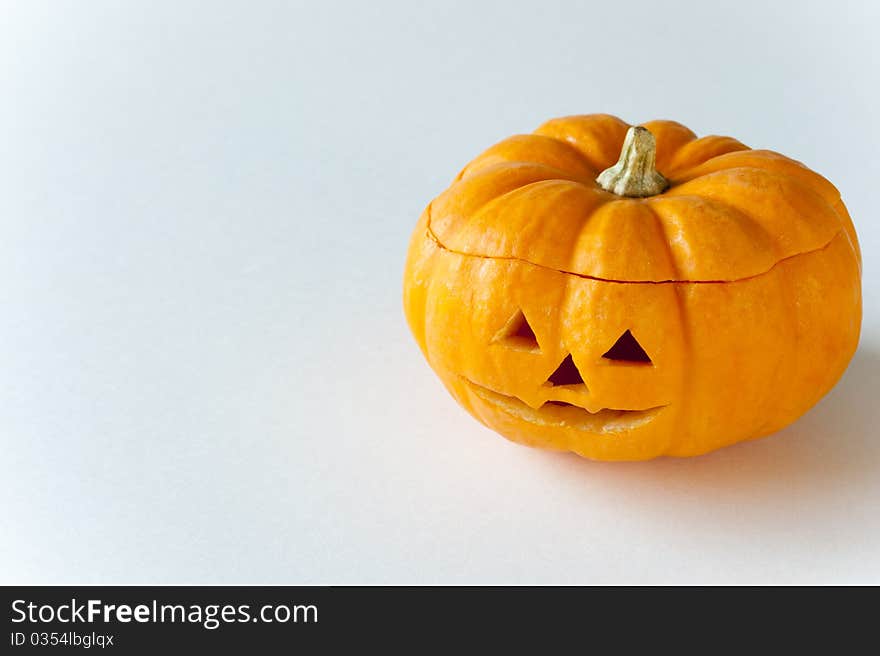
<box><xmin>403</xmin><ymin>114</ymin><xmax>861</xmax><ymax>461</ymax></box>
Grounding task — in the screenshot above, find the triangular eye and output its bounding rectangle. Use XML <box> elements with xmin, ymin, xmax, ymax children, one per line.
<box><xmin>493</xmin><ymin>309</ymin><xmax>540</xmax><ymax>352</ymax></box>
<box><xmin>547</xmin><ymin>354</ymin><xmax>585</xmax><ymax>386</ymax></box>
<box><xmin>602</xmin><ymin>330</ymin><xmax>652</xmax><ymax>364</ymax></box>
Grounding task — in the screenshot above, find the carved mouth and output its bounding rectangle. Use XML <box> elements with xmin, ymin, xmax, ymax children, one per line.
<box><xmin>463</xmin><ymin>379</ymin><xmax>665</xmax><ymax>433</ymax></box>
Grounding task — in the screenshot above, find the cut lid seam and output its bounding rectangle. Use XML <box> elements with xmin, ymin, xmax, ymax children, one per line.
<box><xmin>425</xmin><ymin>211</ymin><xmax>840</xmax><ymax>285</ymax></box>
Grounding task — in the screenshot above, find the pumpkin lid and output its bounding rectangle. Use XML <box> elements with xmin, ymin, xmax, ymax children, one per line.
<box><xmin>427</xmin><ymin>114</ymin><xmax>846</xmax><ymax>283</ymax></box>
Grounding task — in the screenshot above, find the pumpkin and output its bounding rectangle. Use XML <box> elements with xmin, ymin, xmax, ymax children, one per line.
<box><xmin>403</xmin><ymin>114</ymin><xmax>861</xmax><ymax>461</ymax></box>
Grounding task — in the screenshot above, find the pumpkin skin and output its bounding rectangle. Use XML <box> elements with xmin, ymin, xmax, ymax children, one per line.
<box><xmin>403</xmin><ymin>114</ymin><xmax>861</xmax><ymax>461</ymax></box>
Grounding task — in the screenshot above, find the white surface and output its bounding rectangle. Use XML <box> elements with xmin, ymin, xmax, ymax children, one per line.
<box><xmin>1</xmin><ymin>0</ymin><xmax>878</xmax><ymax>584</ymax></box>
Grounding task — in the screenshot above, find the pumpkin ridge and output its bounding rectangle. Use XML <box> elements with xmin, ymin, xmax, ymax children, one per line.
<box><xmin>672</xmin><ymin>162</ymin><xmax>841</xmax><ymax>208</ymax></box>
<box><xmin>469</xmin><ymin>179</ymin><xmax>608</xmax><ymax>268</ymax></box>
<box><xmin>644</xmin><ymin>200</ymin><xmax>682</xmax><ymax>281</ymax></box>
<box><xmin>662</xmin><ymin>166</ymin><xmax>841</xmax><ymax>257</ymax></box>
<box><xmin>424</xmin><ymin>220</ymin><xmax>842</xmax><ymax>285</ymax></box>
<box><xmin>456</xmin><ymin>134</ymin><xmax>598</xmax><ymax>182</ymax></box>
<box><xmin>470</xmin><ymin>176</ymin><xmax>599</xmax><ymax>216</ymax></box>
<box><xmin>664</xmin><ymin>135</ymin><xmax>750</xmax><ymax>175</ymax></box>
<box><xmin>831</xmin><ymin>198</ymin><xmax>861</xmax><ymax>271</ymax></box>
<box><xmin>439</xmin><ymin>161</ymin><xmax>594</xmax><ymax>217</ymax></box>
<box><xmin>671</xmin><ymin>150</ymin><xmax>841</xmax><ymax>205</ymax></box>
<box><xmin>429</xmin><ymin>162</ymin><xmax>590</xmax><ymax>242</ymax></box>
<box><xmin>647</xmin><ymin>192</ymin><xmax>781</xmax><ymax>278</ymax></box>
<box><xmin>642</xmin><ymin>200</ymin><xmax>695</xmax><ymax>451</ymax></box>
<box><xmin>638</xmin><ymin>120</ymin><xmax>698</xmax><ymax>171</ymax></box>
<box><xmin>533</xmin><ymin>114</ymin><xmax>631</xmax><ymax>170</ymax></box>
<box><xmin>754</xmin><ymin>260</ymin><xmax>800</xmax><ymax>436</ymax></box>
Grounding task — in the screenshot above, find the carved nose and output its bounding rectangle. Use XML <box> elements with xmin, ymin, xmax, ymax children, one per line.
<box><xmin>546</xmin><ymin>354</ymin><xmax>585</xmax><ymax>387</ymax></box>
<box><xmin>602</xmin><ymin>329</ymin><xmax>652</xmax><ymax>364</ymax></box>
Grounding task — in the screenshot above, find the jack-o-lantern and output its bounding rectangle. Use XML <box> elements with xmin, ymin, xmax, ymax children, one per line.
<box><xmin>403</xmin><ymin>114</ymin><xmax>861</xmax><ymax>461</ymax></box>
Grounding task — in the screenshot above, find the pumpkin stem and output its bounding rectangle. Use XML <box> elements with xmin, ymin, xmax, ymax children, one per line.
<box><xmin>596</xmin><ymin>126</ymin><xmax>668</xmax><ymax>197</ymax></box>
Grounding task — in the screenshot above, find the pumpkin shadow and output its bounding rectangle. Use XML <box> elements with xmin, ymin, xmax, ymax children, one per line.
<box><xmin>535</xmin><ymin>346</ymin><xmax>880</xmax><ymax>527</ymax></box>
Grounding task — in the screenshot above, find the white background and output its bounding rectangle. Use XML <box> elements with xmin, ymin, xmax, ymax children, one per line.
<box><xmin>2</xmin><ymin>1</ymin><xmax>878</xmax><ymax>584</ymax></box>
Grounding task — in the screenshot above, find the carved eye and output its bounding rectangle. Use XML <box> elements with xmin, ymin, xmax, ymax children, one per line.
<box><xmin>602</xmin><ymin>330</ymin><xmax>652</xmax><ymax>364</ymax></box>
<box><xmin>493</xmin><ymin>309</ymin><xmax>540</xmax><ymax>352</ymax></box>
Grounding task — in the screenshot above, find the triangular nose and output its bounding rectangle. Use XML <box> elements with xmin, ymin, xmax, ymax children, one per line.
<box><xmin>603</xmin><ymin>329</ymin><xmax>652</xmax><ymax>363</ymax></box>
<box><xmin>546</xmin><ymin>354</ymin><xmax>585</xmax><ymax>386</ymax></box>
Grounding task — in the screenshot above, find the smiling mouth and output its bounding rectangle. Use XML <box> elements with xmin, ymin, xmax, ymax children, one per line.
<box><xmin>463</xmin><ymin>379</ymin><xmax>665</xmax><ymax>433</ymax></box>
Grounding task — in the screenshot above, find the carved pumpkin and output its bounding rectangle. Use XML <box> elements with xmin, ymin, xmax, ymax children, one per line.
<box><xmin>403</xmin><ymin>114</ymin><xmax>861</xmax><ymax>461</ymax></box>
